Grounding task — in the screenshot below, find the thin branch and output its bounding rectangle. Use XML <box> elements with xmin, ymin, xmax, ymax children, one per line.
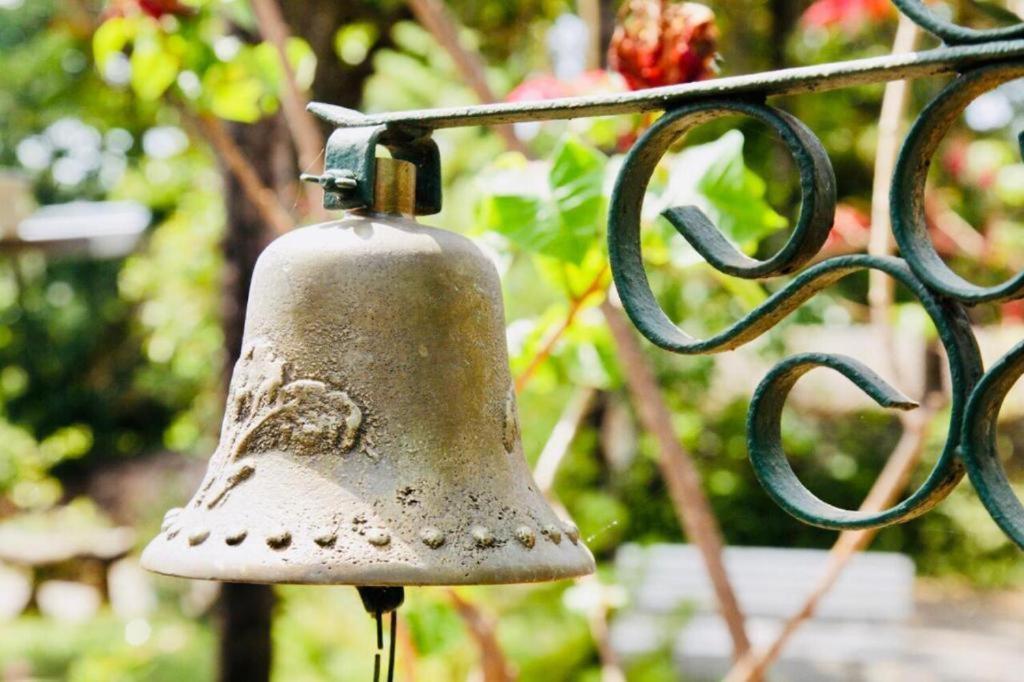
<box><xmin>404</xmin><ymin>0</ymin><xmax>531</xmax><ymax>156</ymax></box>
<box><xmin>924</xmin><ymin>193</ymin><xmax>987</xmax><ymax>259</ymax></box>
<box><xmin>446</xmin><ymin>589</ymin><xmax>516</xmax><ymax>682</ymax></box>
<box><xmin>189</xmin><ymin>112</ymin><xmax>294</xmax><ymax>236</ymax></box>
<box><xmin>530</xmin><ymin>386</ymin><xmax>624</xmax><ymax>682</ymax></box>
<box><xmin>534</xmin><ymin>387</ymin><xmax>599</xmax><ymax>494</ymax></box>
<box><xmin>515</xmin><ymin>266</ymin><xmax>607</xmax><ymax>394</ymax></box>
<box><xmin>577</xmin><ymin>0</ymin><xmax>603</xmax><ymax>70</ymax></box>
<box><xmin>396</xmin><ymin>617</ymin><xmax>420</xmax><ymax>682</ymax></box>
<box><xmin>724</xmin><ymin>18</ymin><xmax>927</xmax><ymax>681</ymax></box>
<box><xmin>599</xmin><ymin>296</ymin><xmax>753</xmax><ymax>663</ymax></box>
<box><xmin>248</xmin><ymin>0</ymin><xmax>328</xmax><ymax>219</ymax></box>
<box><xmin>579</xmin><ymin>575</ymin><xmax>628</xmax><ymax>682</ymax></box>
<box><xmin>868</xmin><ymin>14</ymin><xmax>920</xmax><ymax>382</ymax></box>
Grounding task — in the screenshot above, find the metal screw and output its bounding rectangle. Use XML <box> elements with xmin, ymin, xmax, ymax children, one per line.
<box><xmin>300</xmin><ymin>168</ymin><xmax>358</xmax><ymax>193</ymax></box>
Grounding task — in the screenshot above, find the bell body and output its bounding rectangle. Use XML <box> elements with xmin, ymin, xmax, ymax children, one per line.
<box><xmin>142</xmin><ymin>182</ymin><xmax>594</xmax><ymax>585</ymax></box>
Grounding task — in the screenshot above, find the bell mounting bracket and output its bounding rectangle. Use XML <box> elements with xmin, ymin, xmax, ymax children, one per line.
<box><xmin>302</xmin><ymin>123</ymin><xmax>442</xmax><ymax>216</ymax></box>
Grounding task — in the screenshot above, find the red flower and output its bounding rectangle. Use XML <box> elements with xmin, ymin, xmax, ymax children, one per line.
<box><xmin>105</xmin><ymin>0</ymin><xmax>192</xmax><ymax>19</ymax></box>
<box><xmin>506</xmin><ymin>70</ymin><xmax>627</xmax><ymax>102</ymax></box>
<box><xmin>608</xmin><ymin>0</ymin><xmax>719</xmax><ymax>91</ymax></box>
<box><xmin>507</xmin><ymin>75</ymin><xmax>573</xmax><ymax>103</ymax></box>
<box><xmin>801</xmin><ymin>0</ymin><xmax>891</xmax><ymax>31</ymax></box>
<box><xmin>823</xmin><ymin>203</ymin><xmax>870</xmax><ymax>252</ymax></box>
<box><xmin>1001</xmin><ymin>299</ymin><xmax>1024</xmax><ymax>322</ymax></box>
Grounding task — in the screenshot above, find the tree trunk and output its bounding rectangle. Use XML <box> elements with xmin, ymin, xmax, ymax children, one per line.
<box><xmin>217</xmin><ymin>113</ymin><xmax>291</xmax><ymax>682</ymax></box>
<box><xmin>768</xmin><ymin>0</ymin><xmax>805</xmax><ymax>68</ymax></box>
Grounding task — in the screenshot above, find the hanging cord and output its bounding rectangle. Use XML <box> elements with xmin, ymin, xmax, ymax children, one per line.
<box><xmin>388</xmin><ymin>610</ymin><xmax>398</xmax><ymax>682</ymax></box>
<box><xmin>358</xmin><ymin>586</ymin><xmax>405</xmax><ymax>682</ymax></box>
<box><xmin>373</xmin><ymin>609</ymin><xmax>383</xmax><ymax>682</ymax></box>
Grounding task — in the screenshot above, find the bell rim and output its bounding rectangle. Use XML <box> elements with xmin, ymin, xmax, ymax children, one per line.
<box><xmin>140</xmin><ymin>534</ymin><xmax>596</xmax><ymax>586</ymax></box>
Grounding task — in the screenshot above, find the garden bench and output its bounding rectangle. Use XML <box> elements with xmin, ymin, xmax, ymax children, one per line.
<box><xmin>610</xmin><ymin>543</ymin><xmax>915</xmax><ymax>680</ymax></box>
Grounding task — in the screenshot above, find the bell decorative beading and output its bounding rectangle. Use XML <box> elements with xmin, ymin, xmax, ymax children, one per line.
<box><xmin>141</xmin><ymin>158</ymin><xmax>595</xmax><ymax>586</ymax></box>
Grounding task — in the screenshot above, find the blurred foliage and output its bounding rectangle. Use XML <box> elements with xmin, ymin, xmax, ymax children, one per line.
<box><xmin>3</xmin><ymin>0</ymin><xmax>1024</xmax><ymax>680</ymax></box>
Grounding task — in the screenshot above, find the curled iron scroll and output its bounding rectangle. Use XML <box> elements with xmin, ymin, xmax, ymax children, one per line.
<box><xmin>744</xmin><ymin>256</ymin><xmax>982</xmax><ymax>529</ymax></box>
<box><xmin>892</xmin><ymin>59</ymin><xmax>1024</xmax><ymax>545</ymax></box>
<box><xmin>963</xmin><ymin>340</ymin><xmax>1024</xmax><ymax>549</ymax></box>
<box><xmin>892</xmin><ymin>0</ymin><xmax>1024</xmax><ymax>45</ymax></box>
<box><xmin>608</xmin><ymin>99</ymin><xmax>836</xmax><ymax>354</ymax></box>
<box><xmin>606</xmin><ymin>98</ymin><xmax>986</xmax><ymax>530</ymax></box>
<box><xmin>892</xmin><ymin>61</ymin><xmax>1024</xmax><ymax>304</ymax></box>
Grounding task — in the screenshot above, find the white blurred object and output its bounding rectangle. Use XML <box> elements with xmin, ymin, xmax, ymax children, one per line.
<box><xmin>965</xmin><ymin>89</ymin><xmax>1014</xmax><ymax>131</ymax></box>
<box><xmin>0</xmin><ymin>563</ymin><xmax>32</xmax><ymax>620</ymax></box>
<box><xmin>124</xmin><ymin>617</ymin><xmax>152</xmax><ymax>646</ymax></box>
<box><xmin>142</xmin><ymin>126</ymin><xmax>189</xmax><ymax>160</ymax></box>
<box><xmin>108</xmin><ymin>558</ymin><xmax>157</xmax><ymax>619</ymax></box>
<box><xmin>612</xmin><ymin>544</ymin><xmax>915</xmax><ymax>681</ymax></box>
<box><xmin>36</xmin><ymin>580</ymin><xmax>102</xmax><ymax>623</ymax></box>
<box><xmin>513</xmin><ymin>120</ymin><xmax>543</xmax><ymax>142</ymax></box>
<box><xmin>12</xmin><ymin>200</ymin><xmax>150</xmax><ymax>258</ymax></box>
<box><xmin>547</xmin><ymin>13</ymin><xmax>589</xmax><ymax>80</ymax></box>
<box><xmin>181</xmin><ymin>579</ymin><xmax>220</xmax><ymax>618</ymax></box>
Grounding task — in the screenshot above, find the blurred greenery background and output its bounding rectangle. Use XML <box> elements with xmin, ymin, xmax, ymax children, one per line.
<box><xmin>3</xmin><ymin>0</ymin><xmax>1024</xmax><ymax>680</ymax></box>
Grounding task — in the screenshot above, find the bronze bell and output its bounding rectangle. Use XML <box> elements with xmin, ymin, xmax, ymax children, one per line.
<box><xmin>141</xmin><ymin>157</ymin><xmax>595</xmax><ymax>586</ymax></box>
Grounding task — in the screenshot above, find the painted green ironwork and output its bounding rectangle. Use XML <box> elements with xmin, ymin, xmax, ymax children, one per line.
<box><xmin>301</xmin><ymin>124</ymin><xmax>442</xmax><ymax>215</ymax></box>
<box><xmin>306</xmin><ymin>3</ymin><xmax>1024</xmax><ymax>549</ymax></box>
<box><xmin>892</xmin><ymin>61</ymin><xmax>1024</xmax><ymax>304</ymax></box>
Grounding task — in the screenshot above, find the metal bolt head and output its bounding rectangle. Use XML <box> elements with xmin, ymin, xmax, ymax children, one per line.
<box><xmin>542</xmin><ymin>524</ymin><xmax>562</xmax><ymax>544</ymax></box>
<box><xmin>420</xmin><ymin>527</ymin><xmax>445</xmax><ymax>549</ymax></box>
<box><xmin>366</xmin><ymin>529</ymin><xmax>391</xmax><ymax>547</ymax></box>
<box><xmin>471</xmin><ymin>526</ymin><xmax>495</xmax><ymax>548</ymax></box>
<box><xmin>514</xmin><ymin>526</ymin><xmax>536</xmax><ymax>549</ymax></box>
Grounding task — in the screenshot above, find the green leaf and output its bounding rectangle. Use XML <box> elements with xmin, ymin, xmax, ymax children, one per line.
<box><xmin>93</xmin><ymin>17</ymin><xmax>134</xmax><ymax>70</ymax></box>
<box><xmin>546</xmin><ymin>135</ymin><xmax>608</xmax><ymax>263</ymax></box>
<box><xmin>129</xmin><ymin>35</ymin><xmax>180</xmax><ymax>100</ymax></box>
<box><xmin>662</xmin><ymin>130</ymin><xmax>787</xmax><ymax>249</ymax></box>
<box><xmin>476</xmin><ymin>137</ymin><xmax>607</xmax><ymax>265</ymax></box>
<box><xmin>334</xmin><ymin>22</ymin><xmax>379</xmax><ymax>66</ymax></box>
<box><xmin>285</xmin><ymin>37</ymin><xmax>317</xmax><ymax>90</ymax></box>
<box><xmin>479</xmin><ymin>194</ymin><xmax>559</xmax><ymax>254</ymax></box>
<box><xmin>202</xmin><ymin>62</ymin><xmax>264</xmax><ymax>122</ymax></box>
<box><xmin>250</xmin><ymin>42</ymin><xmax>284</xmax><ymax>89</ymax></box>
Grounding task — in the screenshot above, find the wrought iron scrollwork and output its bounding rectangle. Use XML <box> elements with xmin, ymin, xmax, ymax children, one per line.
<box><xmin>309</xmin><ymin>1</ymin><xmax>1024</xmax><ymax>547</ymax></box>
<box><xmin>608</xmin><ymin>100</ymin><xmax>836</xmax><ymax>289</ymax></box>
<box><xmin>892</xmin><ymin>61</ymin><xmax>1024</xmax><ymax>304</ymax></box>
<box><xmin>609</xmin><ymin>115</ymin><xmax>985</xmax><ymax>522</ymax></box>
<box><xmin>744</xmin><ymin>257</ymin><xmax>982</xmax><ymax>530</ymax></box>
<box><xmin>602</xmin><ymin>5</ymin><xmax>1024</xmax><ymax>542</ymax></box>
<box><xmin>893</xmin><ymin>0</ymin><xmax>1024</xmax><ymax>45</ymax></box>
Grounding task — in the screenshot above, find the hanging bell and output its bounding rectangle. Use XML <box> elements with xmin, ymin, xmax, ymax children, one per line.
<box><xmin>141</xmin><ymin>157</ymin><xmax>595</xmax><ymax>586</ymax></box>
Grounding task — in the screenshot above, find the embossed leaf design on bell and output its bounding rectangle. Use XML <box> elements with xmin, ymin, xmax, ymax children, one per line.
<box><xmin>141</xmin><ymin>158</ymin><xmax>595</xmax><ymax>585</ymax></box>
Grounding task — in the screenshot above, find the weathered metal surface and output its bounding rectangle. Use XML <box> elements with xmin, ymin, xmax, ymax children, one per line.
<box><xmin>142</xmin><ymin>159</ymin><xmax>594</xmax><ymax>584</ymax></box>
<box><xmin>892</xmin><ymin>61</ymin><xmax>1024</xmax><ymax>304</ymax></box>
<box><xmin>607</xmin><ymin>100</ymin><xmax>836</xmax><ymax>349</ymax></box>
<box><xmin>296</xmin><ymin>2</ymin><xmax>1024</xmax><ymax>547</ymax></box>
<box><xmin>611</xmin><ymin>252</ymin><xmax>984</xmax><ymax>529</ymax></box>
<box><xmin>892</xmin><ymin>0</ymin><xmax>1024</xmax><ymax>45</ymax></box>
<box><xmin>304</xmin><ymin>125</ymin><xmax>443</xmax><ymax>215</ymax></box>
<box><xmin>963</xmin><ymin>340</ymin><xmax>1024</xmax><ymax>548</ymax></box>
<box><xmin>307</xmin><ymin>41</ymin><xmax>1024</xmax><ymax>130</ymax></box>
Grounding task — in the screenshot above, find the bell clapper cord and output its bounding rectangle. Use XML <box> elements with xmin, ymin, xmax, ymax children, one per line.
<box><xmin>357</xmin><ymin>586</ymin><xmax>404</xmax><ymax>682</ymax></box>
<box><xmin>306</xmin><ymin>5</ymin><xmax>1024</xmax><ymax>550</ymax></box>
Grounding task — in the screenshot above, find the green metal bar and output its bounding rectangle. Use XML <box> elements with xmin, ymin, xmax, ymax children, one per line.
<box><xmin>308</xmin><ymin>40</ymin><xmax>1024</xmax><ymax>130</ymax></box>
